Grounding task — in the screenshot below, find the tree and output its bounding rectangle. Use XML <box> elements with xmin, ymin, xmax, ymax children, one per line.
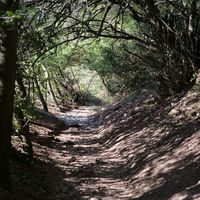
<box><xmin>0</xmin><ymin>0</ymin><xmax>19</xmax><ymax>188</ymax></box>
<box><xmin>64</xmin><ymin>0</ymin><xmax>200</xmax><ymax>95</ymax></box>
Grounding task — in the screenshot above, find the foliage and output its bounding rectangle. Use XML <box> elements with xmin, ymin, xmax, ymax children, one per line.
<box><xmin>80</xmin><ymin>38</ymin><xmax>157</xmax><ymax>95</ymax></box>
<box><xmin>14</xmin><ymin>94</ymin><xmax>35</xmax><ymax>121</ymax></box>
<box><xmin>14</xmin><ymin>0</ymin><xmax>200</xmax><ymax>112</ymax></box>
<box><xmin>38</xmin><ymin>44</ymin><xmax>112</xmax><ymax>105</ymax></box>
<box><xmin>61</xmin><ymin>0</ymin><xmax>200</xmax><ymax>96</ymax></box>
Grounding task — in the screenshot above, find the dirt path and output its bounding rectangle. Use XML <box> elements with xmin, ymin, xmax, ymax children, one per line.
<box><xmin>42</xmin><ymin>106</ymin><xmax>134</xmax><ymax>200</ymax></box>
<box><xmin>6</xmin><ymin>90</ymin><xmax>200</xmax><ymax>200</ymax></box>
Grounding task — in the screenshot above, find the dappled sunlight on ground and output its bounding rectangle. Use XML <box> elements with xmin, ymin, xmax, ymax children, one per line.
<box><xmin>3</xmin><ymin>89</ymin><xmax>200</xmax><ymax>200</ymax></box>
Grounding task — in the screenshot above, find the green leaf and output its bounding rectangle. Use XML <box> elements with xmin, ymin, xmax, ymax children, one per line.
<box><xmin>6</xmin><ymin>11</ymin><xmax>14</xmax><ymax>17</ymax></box>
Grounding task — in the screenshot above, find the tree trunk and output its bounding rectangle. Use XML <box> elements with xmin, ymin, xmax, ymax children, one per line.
<box><xmin>14</xmin><ymin>106</ymin><xmax>33</xmax><ymax>161</ymax></box>
<box><xmin>16</xmin><ymin>70</ymin><xmax>27</xmax><ymax>98</ymax></box>
<box><xmin>45</xmin><ymin>67</ymin><xmax>61</xmax><ymax>110</ymax></box>
<box><xmin>16</xmin><ymin>71</ymin><xmax>33</xmax><ymax>161</ymax></box>
<box><xmin>33</xmin><ymin>69</ymin><xmax>49</xmax><ymax>112</ymax></box>
<box><xmin>52</xmin><ymin>75</ymin><xmax>64</xmax><ymax>100</ymax></box>
<box><xmin>58</xmin><ymin>66</ymin><xmax>75</xmax><ymax>94</ymax></box>
<box><xmin>0</xmin><ymin>26</ymin><xmax>18</xmax><ymax>188</ymax></box>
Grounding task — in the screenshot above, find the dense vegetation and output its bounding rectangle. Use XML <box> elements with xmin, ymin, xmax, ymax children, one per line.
<box><xmin>0</xmin><ymin>0</ymin><xmax>200</xmax><ymax>190</ymax></box>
